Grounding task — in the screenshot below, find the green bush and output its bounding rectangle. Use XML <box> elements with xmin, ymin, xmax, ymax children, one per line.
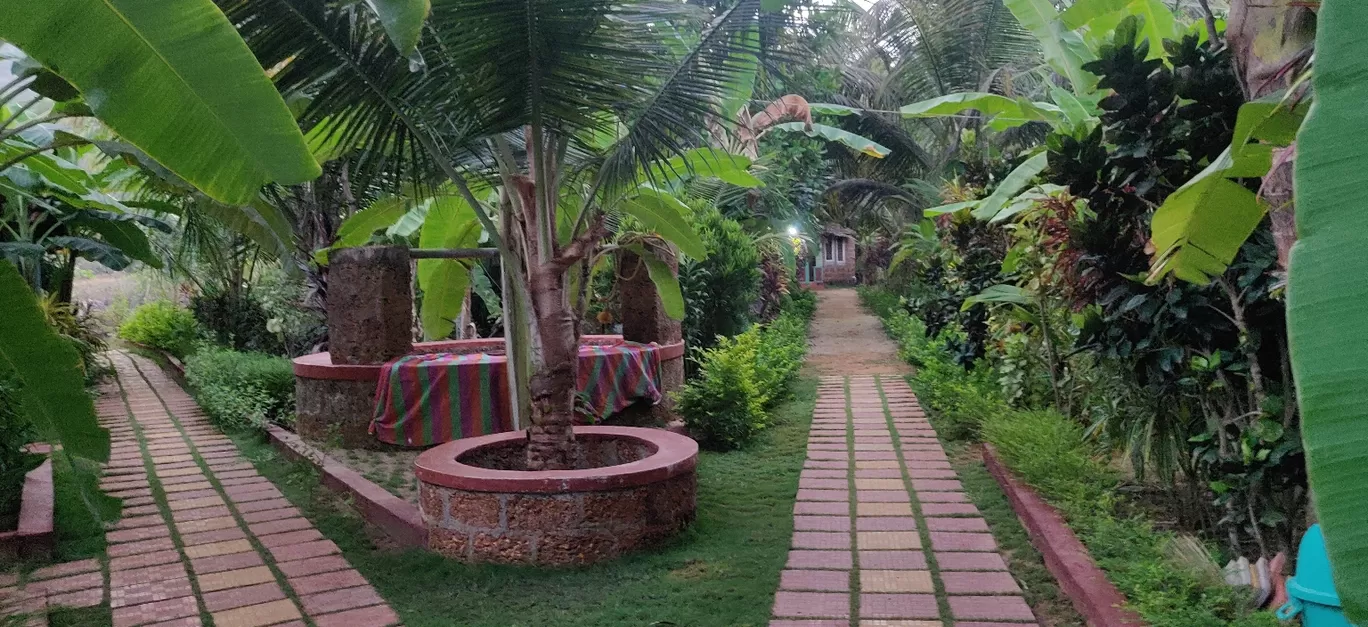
<box><xmin>184</xmin><ymin>349</ymin><xmax>295</xmax><ymax>431</ymax></box>
<box><xmin>784</xmin><ymin>288</ymin><xmax>818</xmax><ymax>321</ymax></box>
<box><xmin>680</xmin><ymin>207</ymin><xmax>762</xmax><ymax>354</ymax></box>
<box><xmin>0</xmin><ymin>371</ymin><xmax>42</xmax><ymax>529</ymax></box>
<box><xmin>118</xmin><ymin>301</ymin><xmax>199</xmax><ymax>358</ymax></box>
<box><xmin>677</xmin><ymin>306</ymin><xmax>811</xmax><ymax>450</ymax></box>
<box><xmin>676</xmin><ymin>336</ymin><xmax>767</xmax><ymax>450</ymax></box>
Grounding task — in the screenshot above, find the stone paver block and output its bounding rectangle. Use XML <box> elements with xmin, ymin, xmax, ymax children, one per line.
<box><xmin>181</xmin><ymin>527</ymin><xmax>249</xmax><ymax>546</ymax></box>
<box><xmin>929</xmin><ymin>532</ymin><xmax>996</xmax><ymax>552</ymax></box>
<box><xmin>858</xmin><ymin>551</ymin><xmax>926</xmax><ymax>570</ymax></box>
<box><xmin>110</xmin><ymin>550</ymin><xmax>182</xmax><ymax>572</ymax></box>
<box><xmin>910</xmin><ymin>479</ymin><xmax>962</xmax><ymax>492</ymax></box>
<box><xmin>276</xmin><ymin>555</ymin><xmax>351</xmax><ymax>579</ymax></box>
<box><xmin>258</xmin><ymin>529</ymin><xmax>324</xmax><ymax>548</ymax></box>
<box><xmin>857</xmin><ymin>532</ymin><xmax>921</xmax><ymax>550</ymax></box>
<box><xmin>857</xmin><ymin>503</ymin><xmax>914</xmax><ymax>517</ymax></box>
<box><xmin>109</xmin><ymin>537</ymin><xmax>177</xmax><ymax>558</ymax></box>
<box><xmin>772</xmin><ymin>591</ymin><xmax>850</xmax><ymax>619</ymax></box>
<box><xmin>112</xmin><ymin>563</ymin><xmax>187</xmax><ymax>588</ymax></box>
<box><xmin>112</xmin><ymin>595</ymin><xmax>200</xmax><ymax>627</ymax></box>
<box><xmin>796</xmin><ymin>489</ymin><xmax>849</xmax><ymax>502</ymax></box>
<box><xmin>211</xmin><ymin>598</ymin><xmax>302</xmax><ymax>627</ymax></box>
<box><xmin>858</xmin><ymin>593</ymin><xmax>939</xmax><ymax>619</ymax></box>
<box><xmin>925</xmin><ymin>518</ymin><xmax>989</xmax><ymax>533</ymax></box>
<box><xmin>111</xmin><ymin>577</ymin><xmax>195</xmax><ymax>609</ymax></box>
<box><xmin>947</xmin><ymin>595</ymin><xmax>1035</xmax><ymax>621</ymax></box>
<box><xmin>855</xmin><ymin>461</ymin><xmax>901</xmax><ymax>470</ymax></box>
<box><xmin>29</xmin><ymin>558</ymin><xmax>100</xmax><ymax>581</ymax></box>
<box><xmin>767</xmin><ymin>621</ymin><xmax>847</xmax><ymax>627</ymax></box>
<box><xmin>856</xmin><ymin>469</ymin><xmax>903</xmax><ymax>479</ymax></box>
<box><xmin>799</xmin><ymin>478</ymin><xmax>848</xmax><ymax>490</ymax></box>
<box><xmin>795</xmin><ymin>502</ymin><xmax>850</xmax><ymax>516</ymax></box>
<box><xmin>108</xmin><ymin>525</ymin><xmax>174</xmax><ymax>544</ymax></box>
<box><xmin>856</xmin><ymin>621</ymin><xmax>940</xmax><ymax>626</ymax></box>
<box><xmin>203</xmin><ymin>582</ymin><xmax>286</xmax><ymax>612</ymax></box>
<box><xmin>184</xmin><ymin>539</ymin><xmax>254</xmax><ymax>559</ymax></box>
<box><xmin>786</xmin><ymin>550</ymin><xmax>853</xmax><ymax>570</ymax></box>
<box><xmin>939</xmin><ymin>571</ymin><xmax>1021</xmax><ymax>594</ymax></box>
<box><xmin>235</xmin><ymin>498</ymin><xmax>293</xmax><ymax>514</ymax></box>
<box><xmin>299</xmin><ymin>584</ymin><xmax>385</xmax><ymax>615</ymax></box>
<box><xmin>794</xmin><ymin>516</ymin><xmax>851</xmax><ymax>532</ymax></box>
<box><xmin>176</xmin><ymin>516</ymin><xmax>239</xmax><ymax>535</ymax></box>
<box><xmin>802</xmin><ymin>470</ymin><xmax>848</xmax><ymax>479</ymax></box>
<box><xmin>192</xmin><ymin>552</ymin><xmax>265</xmax><ymax>575</ymax></box>
<box><xmin>197</xmin><ymin>566</ymin><xmax>277</xmax><ymax>593</ymax></box>
<box><xmin>860</xmin><ymin>570</ymin><xmax>933</xmax><ymax>593</ymax></box>
<box><xmin>854</xmin><ymin>479</ymin><xmax>906</xmax><ymax>491</ymax></box>
<box><xmin>856</xmin><ymin>517</ymin><xmax>917</xmax><ymax>531</ymax></box>
<box><xmin>312</xmin><ymin>604</ymin><xmax>401</xmax><ymax>627</ymax></box>
<box><xmin>920</xmin><ymin>503</ymin><xmax>980</xmax><ymax>517</ymax></box>
<box><xmin>31</xmin><ymin>571</ymin><xmax>103</xmax><ymax>595</ymax></box>
<box><xmin>241</xmin><ymin>507</ymin><xmax>302</xmax><ymax>524</ymax></box>
<box><xmin>269</xmin><ymin>540</ymin><xmax>340</xmax><ymax>563</ymax></box>
<box><xmin>46</xmin><ymin>586</ymin><xmax>105</xmax><ymax>609</ymax></box>
<box><xmin>779</xmin><ymin>570</ymin><xmax>850</xmax><ymax>592</ymax></box>
<box><xmin>288</xmin><ymin>569</ymin><xmax>370</xmax><ymax>596</ymax></box>
<box><xmin>793</xmin><ymin>532</ymin><xmax>851</xmax><ymax>550</ymax></box>
<box><xmin>857</xmin><ymin>491</ymin><xmax>910</xmax><ymax>503</ymax></box>
<box><xmin>916</xmin><ymin>491</ymin><xmax>967</xmax><ymax>503</ymax></box>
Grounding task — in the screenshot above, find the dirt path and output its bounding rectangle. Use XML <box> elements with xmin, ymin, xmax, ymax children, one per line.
<box><xmin>769</xmin><ymin>293</ymin><xmax>1036</xmax><ymax>625</ymax></box>
<box><xmin>806</xmin><ymin>290</ymin><xmax>910</xmax><ymax>376</ymax></box>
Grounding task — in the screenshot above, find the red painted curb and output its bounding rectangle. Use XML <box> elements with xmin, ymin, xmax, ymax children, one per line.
<box><xmin>982</xmin><ymin>445</ymin><xmax>1146</xmax><ymax>626</ymax></box>
<box><xmin>0</xmin><ymin>457</ymin><xmax>54</xmax><ymax>560</ymax></box>
<box><xmin>414</xmin><ymin>426</ymin><xmax>698</xmax><ymax>493</ymax></box>
<box><xmin>265</xmin><ymin>425</ymin><xmax>427</xmax><ymax>548</ymax></box>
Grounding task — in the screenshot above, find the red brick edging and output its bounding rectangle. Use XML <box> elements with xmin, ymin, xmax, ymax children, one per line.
<box><xmin>265</xmin><ymin>425</ymin><xmax>428</xmax><ymax>548</ymax></box>
<box><xmin>0</xmin><ymin>457</ymin><xmax>54</xmax><ymax>560</ymax></box>
<box><xmin>982</xmin><ymin>444</ymin><xmax>1146</xmax><ymax>626</ymax></box>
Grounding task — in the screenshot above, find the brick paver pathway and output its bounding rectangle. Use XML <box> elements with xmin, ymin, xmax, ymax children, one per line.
<box><xmin>771</xmin><ymin>374</ymin><xmax>1037</xmax><ymax>626</ymax></box>
<box><xmin>1</xmin><ymin>351</ymin><xmax>400</xmax><ymax>627</ymax></box>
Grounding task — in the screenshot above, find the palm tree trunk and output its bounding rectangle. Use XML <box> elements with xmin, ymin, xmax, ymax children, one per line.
<box><xmin>525</xmin><ymin>263</ymin><xmax>580</xmax><ymax>470</ymax></box>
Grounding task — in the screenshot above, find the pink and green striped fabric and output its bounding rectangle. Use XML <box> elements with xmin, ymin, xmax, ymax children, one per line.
<box><xmin>369</xmin><ymin>342</ymin><xmax>663</xmax><ymax>447</ymax></box>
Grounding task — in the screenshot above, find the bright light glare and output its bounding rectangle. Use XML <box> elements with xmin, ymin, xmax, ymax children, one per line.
<box><xmin>787</xmin><ymin>226</ymin><xmax>799</xmax><ymax>236</ymax></box>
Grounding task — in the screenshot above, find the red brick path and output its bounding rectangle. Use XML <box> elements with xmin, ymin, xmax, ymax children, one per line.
<box><xmin>771</xmin><ymin>374</ymin><xmax>1038</xmax><ymax>627</ymax></box>
<box><xmin>1</xmin><ymin>352</ymin><xmax>400</xmax><ymax>626</ymax></box>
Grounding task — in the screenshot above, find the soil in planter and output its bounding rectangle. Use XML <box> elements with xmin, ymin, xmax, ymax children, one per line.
<box><xmin>458</xmin><ymin>435</ymin><xmax>654</xmax><ymax>471</ymax></box>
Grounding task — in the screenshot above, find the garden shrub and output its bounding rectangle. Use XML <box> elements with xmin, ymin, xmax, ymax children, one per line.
<box><xmin>677</xmin><ymin>300</ymin><xmax>812</xmax><ymax>450</ymax></box>
<box><xmin>191</xmin><ymin>290</ymin><xmax>279</xmax><ymax>355</ymax></box>
<box><xmin>184</xmin><ymin>349</ymin><xmax>295</xmax><ymax>431</ymax></box>
<box><xmin>118</xmin><ymin>300</ymin><xmax>200</xmax><ymax>358</ymax></box>
<box><xmin>679</xmin><ymin>207</ymin><xmax>761</xmax><ymax>354</ymax></box>
<box><xmin>676</xmin><ymin>336</ymin><xmax>767</xmax><ymax>450</ymax></box>
<box><xmin>0</xmin><ymin>371</ymin><xmax>42</xmax><ymax>530</ymax></box>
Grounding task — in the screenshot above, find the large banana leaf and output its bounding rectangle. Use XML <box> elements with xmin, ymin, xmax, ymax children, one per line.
<box><xmin>619</xmin><ymin>186</ymin><xmax>708</xmax><ymax>260</ymax></box>
<box><xmin>417</xmin><ymin>197</ymin><xmax>481</xmax><ymax>340</ymax></box>
<box><xmin>0</xmin><ymin>261</ymin><xmax>110</xmax><ymax>463</ymax></box>
<box><xmin>972</xmin><ymin>152</ymin><xmax>1049</xmax><ymax>221</ymax></box>
<box><xmin>770</xmin><ymin>122</ymin><xmax>891</xmax><ymax>158</ymax></box>
<box><xmin>647</xmin><ymin>148</ymin><xmax>763</xmax><ymax>188</ymax></box>
<box><xmin>901</xmin><ymin>93</ymin><xmax>1066</xmax><ymax>131</ymax></box>
<box><xmin>0</xmin><ymin>0</ymin><xmax>320</xmax><ymax>205</ymax></box>
<box><xmin>1288</xmin><ymin>0</ymin><xmax>1368</xmax><ymax>620</ymax></box>
<box><xmin>1004</xmin><ymin>0</ymin><xmax>1097</xmax><ymax>94</ymax></box>
<box><xmin>334</xmin><ymin>197</ymin><xmax>413</xmax><ymax>249</ymax></box>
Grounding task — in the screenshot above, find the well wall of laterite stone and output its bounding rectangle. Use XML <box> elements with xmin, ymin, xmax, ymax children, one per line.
<box><xmin>414</xmin><ymin>427</ymin><xmax>698</xmax><ymax>565</ymax></box>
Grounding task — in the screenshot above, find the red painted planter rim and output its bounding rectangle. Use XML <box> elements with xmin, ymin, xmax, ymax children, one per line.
<box><xmin>294</xmin><ymin>336</ymin><xmax>686</xmax><ymax>381</ymax></box>
<box><xmin>414</xmin><ymin>426</ymin><xmax>698</xmax><ymax>493</ymax></box>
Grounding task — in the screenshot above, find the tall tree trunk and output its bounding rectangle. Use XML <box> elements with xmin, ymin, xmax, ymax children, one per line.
<box><xmin>525</xmin><ymin>263</ymin><xmax>580</xmax><ymax>470</ymax></box>
<box><xmin>1226</xmin><ymin>0</ymin><xmax>1316</xmax><ymax>269</ymax></box>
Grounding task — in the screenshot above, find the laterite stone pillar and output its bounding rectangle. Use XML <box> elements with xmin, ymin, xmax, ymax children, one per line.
<box><xmin>617</xmin><ymin>248</ymin><xmax>684</xmax><ymax>422</ymax></box>
<box><xmin>296</xmin><ymin>245</ymin><xmax>414</xmax><ymax>448</ymax></box>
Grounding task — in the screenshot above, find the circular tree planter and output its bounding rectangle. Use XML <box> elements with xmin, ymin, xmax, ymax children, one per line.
<box><xmin>414</xmin><ymin>426</ymin><xmax>698</xmax><ymax>565</ymax></box>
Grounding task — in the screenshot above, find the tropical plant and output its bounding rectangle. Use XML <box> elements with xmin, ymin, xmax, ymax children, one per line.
<box><xmin>1287</xmin><ymin>0</ymin><xmax>1368</xmax><ymax>619</ymax></box>
<box><xmin>680</xmin><ymin>206</ymin><xmax>762</xmax><ymax>356</ymax></box>
<box><xmin>118</xmin><ymin>301</ymin><xmax>200</xmax><ymax>358</ymax></box>
<box><xmin>249</xmin><ymin>0</ymin><xmax>786</xmax><ymax>469</ymax></box>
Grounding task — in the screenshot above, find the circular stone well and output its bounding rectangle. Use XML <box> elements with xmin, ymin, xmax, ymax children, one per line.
<box><xmin>414</xmin><ymin>426</ymin><xmax>698</xmax><ymax>565</ymax></box>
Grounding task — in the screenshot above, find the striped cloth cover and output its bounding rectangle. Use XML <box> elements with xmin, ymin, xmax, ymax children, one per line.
<box><xmin>369</xmin><ymin>342</ymin><xmax>663</xmax><ymax>447</ymax></box>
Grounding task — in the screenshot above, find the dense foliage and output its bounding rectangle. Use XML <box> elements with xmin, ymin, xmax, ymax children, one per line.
<box><xmin>118</xmin><ymin>301</ymin><xmax>201</xmax><ymax>358</ymax></box>
<box><xmin>677</xmin><ymin>293</ymin><xmax>814</xmax><ymax>450</ymax></box>
<box><xmin>679</xmin><ymin>207</ymin><xmax>762</xmax><ymax>355</ymax></box>
<box><xmin>184</xmin><ymin>349</ymin><xmax>295</xmax><ymax>431</ymax></box>
<box><xmin>0</xmin><ymin>371</ymin><xmax>43</xmax><ymax>528</ymax></box>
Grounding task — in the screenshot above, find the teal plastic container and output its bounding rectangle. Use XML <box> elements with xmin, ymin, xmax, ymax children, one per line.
<box><xmin>1276</xmin><ymin>525</ymin><xmax>1357</xmax><ymax>627</ymax></box>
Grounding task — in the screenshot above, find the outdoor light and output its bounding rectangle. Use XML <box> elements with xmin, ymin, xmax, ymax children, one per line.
<box><xmin>787</xmin><ymin>226</ymin><xmax>799</xmax><ymax>236</ymax></box>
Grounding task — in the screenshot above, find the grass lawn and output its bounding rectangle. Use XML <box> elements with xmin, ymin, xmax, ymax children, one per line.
<box><xmin>230</xmin><ymin>376</ymin><xmax>818</xmax><ymax>627</ymax></box>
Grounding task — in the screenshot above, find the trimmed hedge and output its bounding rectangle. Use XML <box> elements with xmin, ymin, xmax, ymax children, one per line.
<box><xmin>118</xmin><ymin>301</ymin><xmax>199</xmax><ymax>358</ymax></box>
<box><xmin>184</xmin><ymin>349</ymin><xmax>295</xmax><ymax>432</ymax></box>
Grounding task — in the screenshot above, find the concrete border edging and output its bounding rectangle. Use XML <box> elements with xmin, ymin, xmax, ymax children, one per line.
<box><xmin>0</xmin><ymin>457</ymin><xmax>54</xmax><ymax>560</ymax></box>
<box><xmin>982</xmin><ymin>444</ymin><xmax>1146</xmax><ymax>626</ymax></box>
<box><xmin>265</xmin><ymin>425</ymin><xmax>428</xmax><ymax>548</ymax></box>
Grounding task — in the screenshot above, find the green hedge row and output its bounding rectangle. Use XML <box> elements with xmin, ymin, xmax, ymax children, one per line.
<box><xmin>676</xmin><ymin>290</ymin><xmax>816</xmax><ymax>450</ymax></box>
<box><xmin>184</xmin><ymin>349</ymin><xmax>295</xmax><ymax>432</ymax></box>
<box><xmin>859</xmin><ymin>288</ymin><xmax>1277</xmax><ymax>627</ymax></box>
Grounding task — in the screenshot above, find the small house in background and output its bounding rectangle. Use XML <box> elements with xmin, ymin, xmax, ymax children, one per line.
<box><xmin>797</xmin><ymin>225</ymin><xmax>857</xmax><ymax>289</ymax></box>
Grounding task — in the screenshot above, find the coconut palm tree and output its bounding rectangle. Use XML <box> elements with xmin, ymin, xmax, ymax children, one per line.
<box><xmin>218</xmin><ymin>0</ymin><xmax>773</xmax><ymax>469</ymax></box>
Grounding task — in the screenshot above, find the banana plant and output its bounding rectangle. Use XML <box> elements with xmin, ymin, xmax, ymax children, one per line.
<box><xmin>1287</xmin><ymin>0</ymin><xmax>1368</xmax><ymax>620</ymax></box>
